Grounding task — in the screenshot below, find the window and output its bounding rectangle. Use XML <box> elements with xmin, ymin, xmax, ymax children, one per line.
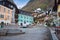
<box><xmin>4</xmin><ymin>8</ymin><xmax>6</xmax><ymax>12</ymax></box>
<box><xmin>30</xmin><ymin>21</ymin><xmax>31</xmax><ymax>23</ymax></box>
<box><xmin>0</xmin><ymin>15</ymin><xmax>4</xmax><ymax>18</ymax></box>
<box><xmin>1</xmin><ymin>15</ymin><xmax>4</xmax><ymax>18</ymax></box>
<box><xmin>20</xmin><ymin>20</ymin><xmax>23</xmax><ymax>22</ymax></box>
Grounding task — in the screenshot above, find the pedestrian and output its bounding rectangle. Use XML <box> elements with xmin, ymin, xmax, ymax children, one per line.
<box><xmin>20</xmin><ymin>23</ymin><xmax>23</xmax><ymax>27</ymax></box>
<box><xmin>1</xmin><ymin>22</ymin><xmax>4</xmax><ymax>28</ymax></box>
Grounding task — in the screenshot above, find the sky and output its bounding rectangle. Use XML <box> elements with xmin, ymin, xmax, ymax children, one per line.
<box><xmin>14</xmin><ymin>0</ymin><xmax>29</xmax><ymax>9</ymax></box>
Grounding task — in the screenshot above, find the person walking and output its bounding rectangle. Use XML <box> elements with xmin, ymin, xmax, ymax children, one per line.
<box><xmin>20</xmin><ymin>23</ymin><xmax>23</xmax><ymax>28</ymax></box>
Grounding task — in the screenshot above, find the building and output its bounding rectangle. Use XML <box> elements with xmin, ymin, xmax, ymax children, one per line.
<box><xmin>53</xmin><ymin>0</ymin><xmax>58</xmax><ymax>11</ymax></box>
<box><xmin>0</xmin><ymin>5</ymin><xmax>13</xmax><ymax>24</ymax></box>
<box><xmin>53</xmin><ymin>0</ymin><xmax>60</xmax><ymax>26</ymax></box>
<box><xmin>32</xmin><ymin>12</ymin><xmax>46</xmax><ymax>24</ymax></box>
<box><xmin>53</xmin><ymin>0</ymin><xmax>60</xmax><ymax>17</ymax></box>
<box><xmin>18</xmin><ymin>10</ymin><xmax>34</xmax><ymax>25</ymax></box>
<box><xmin>0</xmin><ymin>0</ymin><xmax>18</xmax><ymax>24</ymax></box>
<box><xmin>32</xmin><ymin>8</ymin><xmax>46</xmax><ymax>24</ymax></box>
<box><xmin>57</xmin><ymin>0</ymin><xmax>60</xmax><ymax>18</ymax></box>
<box><xmin>57</xmin><ymin>0</ymin><xmax>60</xmax><ymax>25</ymax></box>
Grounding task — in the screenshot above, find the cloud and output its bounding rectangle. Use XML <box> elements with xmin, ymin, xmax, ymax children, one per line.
<box><xmin>14</xmin><ymin>0</ymin><xmax>29</xmax><ymax>9</ymax></box>
<box><xmin>18</xmin><ymin>4</ymin><xmax>25</xmax><ymax>9</ymax></box>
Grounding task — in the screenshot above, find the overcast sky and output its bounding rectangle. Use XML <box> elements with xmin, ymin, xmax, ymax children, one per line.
<box><xmin>14</xmin><ymin>0</ymin><xmax>29</xmax><ymax>9</ymax></box>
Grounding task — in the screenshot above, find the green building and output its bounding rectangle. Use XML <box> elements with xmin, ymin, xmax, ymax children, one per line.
<box><xmin>18</xmin><ymin>10</ymin><xmax>34</xmax><ymax>25</ymax></box>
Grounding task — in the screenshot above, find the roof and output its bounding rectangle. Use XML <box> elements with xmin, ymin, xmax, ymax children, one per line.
<box><xmin>0</xmin><ymin>0</ymin><xmax>15</xmax><ymax>4</ymax></box>
<box><xmin>8</xmin><ymin>0</ymin><xmax>14</xmax><ymax>2</ymax></box>
<box><xmin>7</xmin><ymin>0</ymin><xmax>15</xmax><ymax>4</ymax></box>
<box><xmin>0</xmin><ymin>0</ymin><xmax>13</xmax><ymax>2</ymax></box>
<box><xmin>0</xmin><ymin>0</ymin><xmax>18</xmax><ymax>9</ymax></box>
<box><xmin>19</xmin><ymin>10</ymin><xmax>33</xmax><ymax>17</ymax></box>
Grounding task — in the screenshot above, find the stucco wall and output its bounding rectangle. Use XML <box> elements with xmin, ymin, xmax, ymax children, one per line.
<box><xmin>0</xmin><ymin>5</ymin><xmax>13</xmax><ymax>24</ymax></box>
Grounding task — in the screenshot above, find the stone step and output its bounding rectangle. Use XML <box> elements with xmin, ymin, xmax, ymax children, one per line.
<box><xmin>0</xmin><ymin>29</ymin><xmax>8</xmax><ymax>36</ymax></box>
<box><xmin>7</xmin><ymin>29</ymin><xmax>25</xmax><ymax>36</ymax></box>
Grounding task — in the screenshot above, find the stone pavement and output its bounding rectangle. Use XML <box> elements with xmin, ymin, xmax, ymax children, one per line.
<box><xmin>57</xmin><ymin>34</ymin><xmax>60</xmax><ymax>40</ymax></box>
<box><xmin>0</xmin><ymin>25</ymin><xmax>52</xmax><ymax>40</ymax></box>
<box><xmin>49</xmin><ymin>27</ymin><xmax>58</xmax><ymax>40</ymax></box>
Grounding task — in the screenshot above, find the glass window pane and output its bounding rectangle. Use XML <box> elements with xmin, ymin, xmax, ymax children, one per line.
<box><xmin>0</xmin><ymin>14</ymin><xmax>4</xmax><ymax>18</ymax></box>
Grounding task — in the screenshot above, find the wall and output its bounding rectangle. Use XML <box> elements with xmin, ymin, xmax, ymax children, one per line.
<box><xmin>0</xmin><ymin>5</ymin><xmax>13</xmax><ymax>24</ymax></box>
<box><xmin>57</xmin><ymin>5</ymin><xmax>60</xmax><ymax>19</ymax></box>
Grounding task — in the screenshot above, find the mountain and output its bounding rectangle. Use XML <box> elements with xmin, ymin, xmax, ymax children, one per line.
<box><xmin>22</xmin><ymin>0</ymin><xmax>55</xmax><ymax>12</ymax></box>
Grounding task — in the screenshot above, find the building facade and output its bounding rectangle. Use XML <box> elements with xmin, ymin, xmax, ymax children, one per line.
<box><xmin>0</xmin><ymin>0</ymin><xmax>18</xmax><ymax>24</ymax></box>
<box><xmin>0</xmin><ymin>5</ymin><xmax>13</xmax><ymax>24</ymax></box>
<box><xmin>32</xmin><ymin>12</ymin><xmax>46</xmax><ymax>24</ymax></box>
<box><xmin>57</xmin><ymin>0</ymin><xmax>60</xmax><ymax>25</ymax></box>
<box><xmin>57</xmin><ymin>0</ymin><xmax>60</xmax><ymax>18</ymax></box>
<box><xmin>53</xmin><ymin>0</ymin><xmax>60</xmax><ymax>26</ymax></box>
<box><xmin>18</xmin><ymin>10</ymin><xmax>34</xmax><ymax>25</ymax></box>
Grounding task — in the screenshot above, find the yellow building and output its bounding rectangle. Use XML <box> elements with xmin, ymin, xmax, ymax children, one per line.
<box><xmin>57</xmin><ymin>0</ymin><xmax>60</xmax><ymax>25</ymax></box>
<box><xmin>57</xmin><ymin>5</ymin><xmax>60</xmax><ymax>18</ymax></box>
<box><xmin>0</xmin><ymin>5</ymin><xmax>13</xmax><ymax>24</ymax></box>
